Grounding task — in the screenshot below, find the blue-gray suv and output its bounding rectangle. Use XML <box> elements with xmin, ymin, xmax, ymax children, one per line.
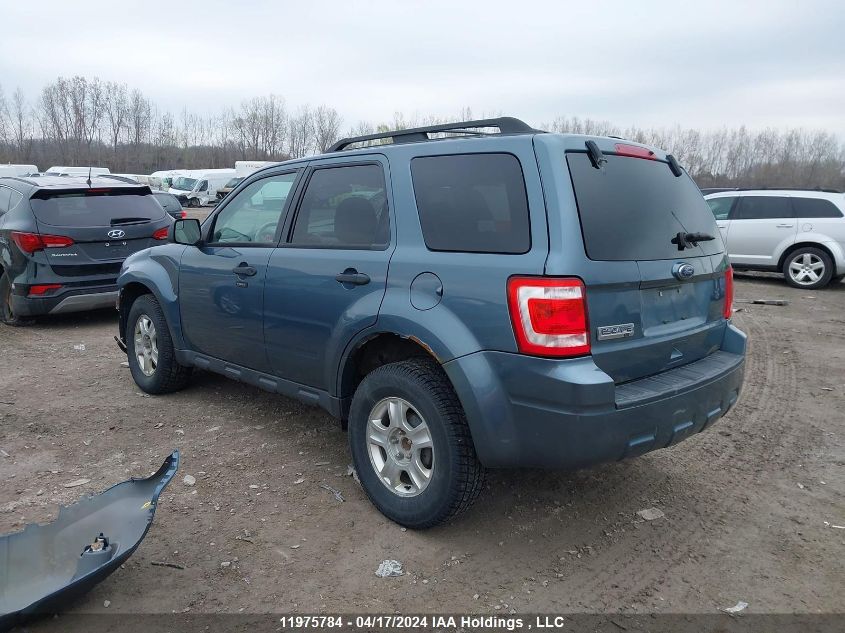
<box><xmin>116</xmin><ymin>118</ymin><xmax>746</xmax><ymax>528</ymax></box>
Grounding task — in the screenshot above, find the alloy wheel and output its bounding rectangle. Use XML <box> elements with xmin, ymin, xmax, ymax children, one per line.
<box><xmin>788</xmin><ymin>252</ymin><xmax>825</xmax><ymax>286</ymax></box>
<box><xmin>133</xmin><ymin>315</ymin><xmax>159</xmax><ymax>376</ymax></box>
<box><xmin>366</xmin><ymin>397</ymin><xmax>434</xmax><ymax>497</ymax></box>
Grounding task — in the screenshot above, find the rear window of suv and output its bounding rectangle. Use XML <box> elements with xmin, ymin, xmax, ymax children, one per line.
<box><xmin>567</xmin><ymin>152</ymin><xmax>723</xmax><ymax>261</ymax></box>
<box><xmin>411</xmin><ymin>153</ymin><xmax>530</xmax><ymax>254</ymax></box>
<box><xmin>29</xmin><ymin>189</ymin><xmax>166</xmax><ymax>227</ymax></box>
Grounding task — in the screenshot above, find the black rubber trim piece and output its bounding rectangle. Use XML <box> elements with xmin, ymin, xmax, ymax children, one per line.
<box><xmin>615</xmin><ymin>351</ymin><xmax>743</xmax><ymax>409</ymax></box>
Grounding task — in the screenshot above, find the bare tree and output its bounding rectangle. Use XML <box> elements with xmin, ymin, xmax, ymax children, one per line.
<box><xmin>312</xmin><ymin>105</ymin><xmax>342</xmax><ymax>153</ymax></box>
<box><xmin>11</xmin><ymin>88</ymin><xmax>34</xmax><ymax>159</ymax></box>
<box><xmin>286</xmin><ymin>106</ymin><xmax>313</xmax><ymax>158</ymax></box>
<box><xmin>103</xmin><ymin>82</ymin><xmax>128</xmax><ymax>159</ymax></box>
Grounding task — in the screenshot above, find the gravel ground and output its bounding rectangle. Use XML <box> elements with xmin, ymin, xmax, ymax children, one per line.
<box><xmin>1</xmin><ymin>274</ymin><xmax>843</xmax><ymax>621</ymax></box>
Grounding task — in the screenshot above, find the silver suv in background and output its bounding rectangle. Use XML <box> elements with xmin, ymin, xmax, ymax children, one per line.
<box><xmin>705</xmin><ymin>189</ymin><xmax>845</xmax><ymax>289</ymax></box>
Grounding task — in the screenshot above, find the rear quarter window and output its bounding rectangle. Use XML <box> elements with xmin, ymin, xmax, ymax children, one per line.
<box><xmin>792</xmin><ymin>197</ymin><xmax>843</xmax><ymax>218</ymax></box>
<box><xmin>30</xmin><ymin>190</ymin><xmax>166</xmax><ymax>226</ymax></box>
<box><xmin>411</xmin><ymin>153</ymin><xmax>530</xmax><ymax>254</ymax></box>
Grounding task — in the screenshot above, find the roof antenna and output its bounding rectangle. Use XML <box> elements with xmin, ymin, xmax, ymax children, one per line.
<box><xmin>87</xmin><ymin>166</ymin><xmax>92</xmax><ymax>188</ymax></box>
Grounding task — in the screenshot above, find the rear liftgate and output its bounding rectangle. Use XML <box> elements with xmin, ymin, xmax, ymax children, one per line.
<box><xmin>0</xmin><ymin>451</ymin><xmax>179</xmax><ymax>630</ymax></box>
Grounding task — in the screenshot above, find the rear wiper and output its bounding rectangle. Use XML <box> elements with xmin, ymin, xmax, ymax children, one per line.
<box><xmin>110</xmin><ymin>217</ymin><xmax>148</xmax><ymax>226</ymax></box>
<box><xmin>671</xmin><ymin>231</ymin><xmax>715</xmax><ymax>251</ymax></box>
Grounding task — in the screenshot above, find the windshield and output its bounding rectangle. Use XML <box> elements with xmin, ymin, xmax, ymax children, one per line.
<box><xmin>30</xmin><ymin>190</ymin><xmax>166</xmax><ymax>227</ymax></box>
<box><xmin>224</xmin><ymin>177</ymin><xmax>243</xmax><ymax>188</ymax></box>
<box><xmin>172</xmin><ymin>177</ymin><xmax>197</xmax><ymax>191</ymax></box>
<box><xmin>567</xmin><ymin>152</ymin><xmax>723</xmax><ymax>261</ymax></box>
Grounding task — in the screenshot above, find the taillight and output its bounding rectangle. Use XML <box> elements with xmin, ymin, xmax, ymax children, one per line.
<box><xmin>507</xmin><ymin>277</ymin><xmax>590</xmax><ymax>357</ymax></box>
<box><xmin>28</xmin><ymin>284</ymin><xmax>63</xmax><ymax>296</ymax></box>
<box><xmin>614</xmin><ymin>143</ymin><xmax>657</xmax><ymax>160</ymax></box>
<box><xmin>180</xmin><ymin>210</ymin><xmax>187</xmax><ymax>219</ymax></box>
<box><xmin>152</xmin><ymin>227</ymin><xmax>169</xmax><ymax>240</ymax></box>
<box><xmin>11</xmin><ymin>231</ymin><xmax>74</xmax><ymax>254</ymax></box>
<box><xmin>723</xmin><ymin>267</ymin><xmax>734</xmax><ymax>319</ymax></box>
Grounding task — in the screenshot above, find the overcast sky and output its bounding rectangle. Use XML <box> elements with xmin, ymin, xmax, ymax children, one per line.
<box><xmin>2</xmin><ymin>0</ymin><xmax>843</xmax><ymax>135</ymax></box>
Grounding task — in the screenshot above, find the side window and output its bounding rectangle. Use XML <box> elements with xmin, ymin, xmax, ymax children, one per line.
<box><xmin>289</xmin><ymin>164</ymin><xmax>389</xmax><ymax>249</ymax></box>
<box><xmin>198</xmin><ymin>180</ymin><xmax>208</xmax><ymax>192</ymax></box>
<box><xmin>792</xmin><ymin>197</ymin><xmax>843</xmax><ymax>219</ymax></box>
<box><xmin>411</xmin><ymin>153</ymin><xmax>530</xmax><ymax>254</ymax></box>
<box><xmin>706</xmin><ymin>197</ymin><xmax>735</xmax><ymax>220</ymax></box>
<box><xmin>0</xmin><ymin>187</ymin><xmax>11</xmax><ymax>214</ymax></box>
<box><xmin>735</xmin><ymin>196</ymin><xmax>793</xmax><ymax>220</ymax></box>
<box><xmin>211</xmin><ymin>172</ymin><xmax>297</xmax><ymax>244</ymax></box>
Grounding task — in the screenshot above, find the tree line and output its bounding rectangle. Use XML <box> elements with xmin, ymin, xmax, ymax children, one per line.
<box><xmin>1</xmin><ymin>76</ymin><xmax>843</xmax><ymax>190</ymax></box>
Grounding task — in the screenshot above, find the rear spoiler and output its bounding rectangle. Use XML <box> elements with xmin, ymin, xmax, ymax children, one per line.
<box><xmin>30</xmin><ymin>186</ymin><xmax>153</xmax><ymax>200</ymax></box>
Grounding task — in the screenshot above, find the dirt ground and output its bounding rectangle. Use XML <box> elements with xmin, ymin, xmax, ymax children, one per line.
<box><xmin>1</xmin><ymin>274</ymin><xmax>844</xmax><ymax>620</ymax></box>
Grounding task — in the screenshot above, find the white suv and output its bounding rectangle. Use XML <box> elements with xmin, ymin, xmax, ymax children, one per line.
<box><xmin>704</xmin><ymin>189</ymin><xmax>845</xmax><ymax>289</ymax></box>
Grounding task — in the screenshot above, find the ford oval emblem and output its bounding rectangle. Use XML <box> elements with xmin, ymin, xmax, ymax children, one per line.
<box><xmin>673</xmin><ymin>262</ymin><xmax>695</xmax><ymax>280</ymax></box>
<box><xmin>107</xmin><ymin>229</ymin><xmax>126</xmax><ymax>239</ymax></box>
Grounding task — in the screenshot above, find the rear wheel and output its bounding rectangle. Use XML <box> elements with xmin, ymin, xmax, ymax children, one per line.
<box><xmin>783</xmin><ymin>247</ymin><xmax>833</xmax><ymax>289</ymax></box>
<box><xmin>126</xmin><ymin>294</ymin><xmax>191</xmax><ymax>393</ymax></box>
<box><xmin>348</xmin><ymin>358</ymin><xmax>485</xmax><ymax>529</ymax></box>
<box><xmin>0</xmin><ymin>272</ymin><xmax>34</xmax><ymax>327</ymax></box>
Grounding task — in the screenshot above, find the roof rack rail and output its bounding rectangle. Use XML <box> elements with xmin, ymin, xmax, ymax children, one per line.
<box><xmin>328</xmin><ymin>117</ymin><xmax>539</xmax><ymax>152</ymax></box>
<box><xmin>733</xmin><ymin>186</ymin><xmax>843</xmax><ymax>194</ymax></box>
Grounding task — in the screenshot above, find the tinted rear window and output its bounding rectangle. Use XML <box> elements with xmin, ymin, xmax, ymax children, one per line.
<box><xmin>411</xmin><ymin>153</ymin><xmax>530</xmax><ymax>254</ymax></box>
<box><xmin>30</xmin><ymin>190</ymin><xmax>166</xmax><ymax>227</ymax></box>
<box><xmin>792</xmin><ymin>197</ymin><xmax>843</xmax><ymax>218</ymax></box>
<box><xmin>153</xmin><ymin>193</ymin><xmax>182</xmax><ymax>214</ymax></box>
<box><xmin>567</xmin><ymin>153</ymin><xmax>723</xmax><ymax>261</ymax></box>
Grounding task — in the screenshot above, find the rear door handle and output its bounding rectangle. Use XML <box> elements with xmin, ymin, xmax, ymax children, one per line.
<box><xmin>776</xmin><ymin>223</ymin><xmax>794</xmax><ymax>228</ymax></box>
<box><xmin>335</xmin><ymin>271</ymin><xmax>370</xmax><ymax>286</ymax></box>
<box><xmin>232</xmin><ymin>263</ymin><xmax>257</xmax><ymax>277</ymax></box>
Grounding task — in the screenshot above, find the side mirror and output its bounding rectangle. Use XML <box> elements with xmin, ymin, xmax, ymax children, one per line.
<box><xmin>170</xmin><ymin>218</ymin><xmax>202</xmax><ymax>246</ymax></box>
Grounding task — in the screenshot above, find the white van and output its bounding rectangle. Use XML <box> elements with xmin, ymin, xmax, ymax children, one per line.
<box><xmin>150</xmin><ymin>170</ymin><xmax>190</xmax><ymax>190</ymax></box>
<box><xmin>45</xmin><ymin>166</ymin><xmax>111</xmax><ymax>177</ymax></box>
<box><xmin>0</xmin><ymin>164</ymin><xmax>39</xmax><ymax>177</ymax></box>
<box><xmin>169</xmin><ymin>169</ymin><xmax>236</xmax><ymax>207</ymax></box>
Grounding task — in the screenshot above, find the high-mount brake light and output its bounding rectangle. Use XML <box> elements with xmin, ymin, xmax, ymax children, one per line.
<box><xmin>614</xmin><ymin>143</ymin><xmax>657</xmax><ymax>160</ymax></box>
<box><xmin>507</xmin><ymin>277</ymin><xmax>590</xmax><ymax>357</ymax></box>
<box><xmin>11</xmin><ymin>231</ymin><xmax>74</xmax><ymax>254</ymax></box>
<box><xmin>723</xmin><ymin>267</ymin><xmax>734</xmax><ymax>319</ymax></box>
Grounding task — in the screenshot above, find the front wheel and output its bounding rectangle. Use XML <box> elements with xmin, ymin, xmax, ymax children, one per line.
<box><xmin>126</xmin><ymin>294</ymin><xmax>192</xmax><ymax>394</ymax></box>
<box><xmin>348</xmin><ymin>358</ymin><xmax>485</xmax><ymax>529</ymax></box>
<box><xmin>783</xmin><ymin>247</ymin><xmax>833</xmax><ymax>289</ymax></box>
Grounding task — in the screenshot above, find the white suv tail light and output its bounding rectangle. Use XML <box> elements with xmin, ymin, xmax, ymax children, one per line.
<box><xmin>507</xmin><ymin>277</ymin><xmax>590</xmax><ymax>358</ymax></box>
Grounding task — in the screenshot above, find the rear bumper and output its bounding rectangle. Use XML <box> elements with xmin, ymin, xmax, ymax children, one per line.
<box><xmin>443</xmin><ymin>323</ymin><xmax>746</xmax><ymax>469</ymax></box>
<box><xmin>11</xmin><ymin>285</ymin><xmax>119</xmax><ymax>316</ymax></box>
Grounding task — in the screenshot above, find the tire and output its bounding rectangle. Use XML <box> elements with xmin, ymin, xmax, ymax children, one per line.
<box><xmin>189</xmin><ymin>197</ymin><xmax>201</xmax><ymax>208</ymax></box>
<box><xmin>782</xmin><ymin>247</ymin><xmax>834</xmax><ymax>289</ymax></box>
<box><xmin>348</xmin><ymin>358</ymin><xmax>485</xmax><ymax>529</ymax></box>
<box><xmin>0</xmin><ymin>272</ymin><xmax>34</xmax><ymax>327</ymax></box>
<box><xmin>126</xmin><ymin>294</ymin><xmax>192</xmax><ymax>394</ymax></box>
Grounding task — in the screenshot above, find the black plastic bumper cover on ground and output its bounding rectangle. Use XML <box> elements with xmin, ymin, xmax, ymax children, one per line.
<box><xmin>0</xmin><ymin>451</ymin><xmax>179</xmax><ymax>630</ymax></box>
